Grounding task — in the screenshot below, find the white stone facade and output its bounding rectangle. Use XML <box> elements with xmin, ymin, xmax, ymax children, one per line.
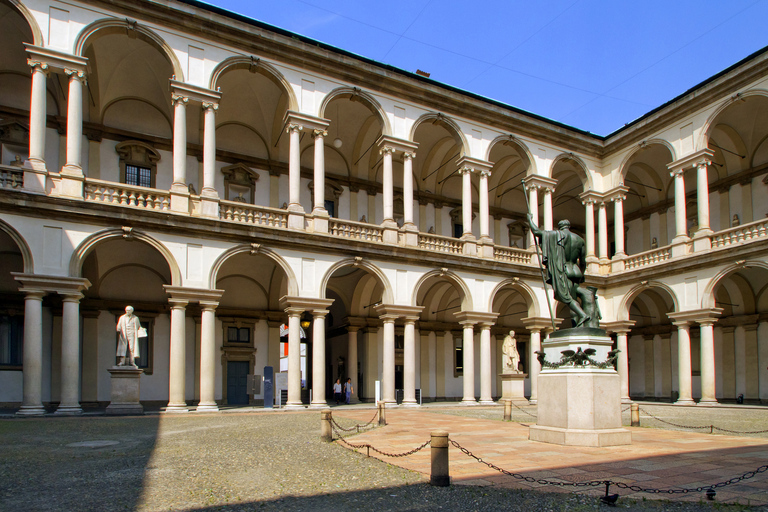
<box><xmin>0</xmin><ymin>0</ymin><xmax>766</xmax><ymax>413</ymax></box>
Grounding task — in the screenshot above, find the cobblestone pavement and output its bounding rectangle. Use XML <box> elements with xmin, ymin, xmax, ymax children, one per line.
<box><xmin>0</xmin><ymin>404</ymin><xmax>766</xmax><ymax>511</ymax></box>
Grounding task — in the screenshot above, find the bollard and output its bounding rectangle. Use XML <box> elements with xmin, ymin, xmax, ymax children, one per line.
<box><xmin>430</xmin><ymin>430</ymin><xmax>450</xmax><ymax>486</ymax></box>
<box><xmin>630</xmin><ymin>403</ymin><xmax>640</xmax><ymax>427</ymax></box>
<box><xmin>378</xmin><ymin>401</ymin><xmax>387</xmax><ymax>426</ymax></box>
<box><xmin>503</xmin><ymin>400</ymin><xmax>512</xmax><ymax>421</ymax></box>
<box><xmin>320</xmin><ymin>409</ymin><xmax>333</xmax><ymax>442</ymax></box>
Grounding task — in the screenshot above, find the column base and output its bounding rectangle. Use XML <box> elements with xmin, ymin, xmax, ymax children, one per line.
<box><xmin>610</xmin><ymin>253</ymin><xmax>626</xmax><ymax>272</ymax></box>
<box><xmin>170</xmin><ymin>185</ymin><xmax>190</xmax><ymax>213</ymax></box>
<box><xmin>287</xmin><ymin>208</ymin><xmax>305</xmax><ymax>230</ymax></box>
<box><xmin>478</xmin><ymin>236</ymin><xmax>494</xmax><ymax>258</ymax></box>
<box><xmin>382</xmin><ymin>219</ymin><xmax>399</xmax><ymax>244</ymax></box>
<box><xmin>310</xmin><ymin>208</ymin><xmax>329</xmax><ymax>234</ymax></box>
<box><xmin>692</xmin><ymin>230</ymin><xmax>713</xmax><ymax>252</ymax></box>
<box><xmin>674</xmin><ymin>399</ymin><xmax>696</xmax><ymax>406</ymax></box>
<box><xmin>196</xmin><ymin>403</ymin><xmax>219</xmax><ymax>412</ymax></box>
<box><xmin>402</xmin><ymin>222</ymin><xmax>419</xmax><ymax>247</ymax></box>
<box><xmin>621</xmin><ymin>397</ymin><xmax>632</xmax><ymax>404</ymax></box>
<box><xmin>461</xmin><ymin>238</ymin><xmax>477</xmax><ymax>256</ymax></box>
<box><xmin>285</xmin><ymin>401</ymin><xmax>305</xmax><ymax>409</ymax></box>
<box><xmin>460</xmin><ymin>398</ymin><xmax>477</xmax><ymax>405</ymax></box>
<box><xmin>23</xmin><ymin>165</ymin><xmax>46</xmax><ymax>193</ymax></box>
<box><xmin>309</xmin><ymin>401</ymin><xmax>328</xmax><ymax>409</ymax></box>
<box><xmin>58</xmin><ymin>168</ymin><xmax>85</xmax><ymax>199</ymax></box>
<box><xmin>16</xmin><ymin>405</ymin><xmax>46</xmax><ymax>416</ymax></box>
<box><xmin>54</xmin><ymin>404</ymin><xmax>83</xmax><ymax>415</ymax></box>
<box><xmin>528</xmin><ymin>399</ymin><xmax>537</xmax><ymax>405</ymax></box>
<box><xmin>478</xmin><ymin>399</ymin><xmax>495</xmax><ymax>405</ymax></box>
<box><xmin>164</xmin><ymin>403</ymin><xmax>190</xmax><ymax>413</ymax></box>
<box><xmin>199</xmin><ymin>195</ymin><xmax>220</xmax><ymax>219</ymax></box>
<box><xmin>697</xmin><ymin>399</ymin><xmax>719</xmax><ymax>406</ymax></box>
<box><xmin>402</xmin><ymin>399</ymin><xmax>419</xmax><ymax>407</ymax></box>
<box><xmin>671</xmin><ymin>236</ymin><xmax>691</xmax><ymax>257</ymax></box>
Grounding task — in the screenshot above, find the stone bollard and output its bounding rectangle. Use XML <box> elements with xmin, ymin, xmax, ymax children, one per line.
<box><xmin>430</xmin><ymin>431</ymin><xmax>450</xmax><ymax>486</ymax></box>
<box><xmin>630</xmin><ymin>403</ymin><xmax>640</xmax><ymax>427</ymax></box>
<box><xmin>378</xmin><ymin>401</ymin><xmax>386</xmax><ymax>426</ymax></box>
<box><xmin>320</xmin><ymin>409</ymin><xmax>333</xmax><ymax>442</ymax></box>
<box><xmin>503</xmin><ymin>400</ymin><xmax>512</xmax><ymax>421</ymax></box>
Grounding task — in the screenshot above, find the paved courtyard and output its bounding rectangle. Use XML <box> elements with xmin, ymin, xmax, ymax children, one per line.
<box><xmin>0</xmin><ymin>403</ymin><xmax>767</xmax><ymax>511</ymax></box>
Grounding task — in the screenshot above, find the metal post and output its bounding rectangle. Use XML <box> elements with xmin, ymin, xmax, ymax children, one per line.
<box><xmin>320</xmin><ymin>409</ymin><xmax>332</xmax><ymax>442</ymax></box>
<box><xmin>503</xmin><ymin>400</ymin><xmax>512</xmax><ymax>421</ymax></box>
<box><xmin>378</xmin><ymin>400</ymin><xmax>386</xmax><ymax>426</ymax></box>
<box><xmin>630</xmin><ymin>403</ymin><xmax>639</xmax><ymax>427</ymax></box>
<box><xmin>430</xmin><ymin>431</ymin><xmax>450</xmax><ymax>486</ymax></box>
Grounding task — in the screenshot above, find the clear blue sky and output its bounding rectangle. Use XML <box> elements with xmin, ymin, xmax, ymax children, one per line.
<box><xmin>204</xmin><ymin>0</ymin><xmax>768</xmax><ymax>136</ymax></box>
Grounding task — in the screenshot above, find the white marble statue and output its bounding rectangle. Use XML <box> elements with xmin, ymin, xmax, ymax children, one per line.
<box><xmin>502</xmin><ymin>330</ymin><xmax>521</xmax><ymax>373</ymax></box>
<box><xmin>116</xmin><ymin>306</ymin><xmax>142</xmax><ymax>366</ymax></box>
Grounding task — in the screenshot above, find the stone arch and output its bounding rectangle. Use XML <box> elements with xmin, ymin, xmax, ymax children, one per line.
<box><xmin>411</xmin><ymin>269</ymin><xmax>473</xmax><ymax>311</ymax></box>
<box><xmin>209</xmin><ymin>56</ymin><xmax>298</xmax><ymax>111</ymax></box>
<box><xmin>73</xmin><ymin>18</ymin><xmax>184</xmax><ymax>81</ymax></box>
<box><xmin>549</xmin><ymin>152</ymin><xmax>592</xmax><ymax>190</ymax></box>
<box><xmin>698</xmin><ymin>89</ymin><xmax>768</xmax><ymax>151</ymax></box>
<box><xmin>617</xmin><ymin>281</ymin><xmax>680</xmax><ymax>321</ymax></box>
<box><xmin>485</xmin><ymin>134</ymin><xmax>537</xmax><ymax>176</ymax></box>
<box><xmin>69</xmin><ymin>228</ymin><xmax>181</xmax><ymax>285</ymax></box>
<box><xmin>617</xmin><ymin>139</ymin><xmax>677</xmax><ymax>183</ymax></box>
<box><xmin>0</xmin><ymin>218</ymin><xmax>33</xmax><ymax>273</ymax></box>
<box><xmin>702</xmin><ymin>261</ymin><xmax>768</xmax><ymax>309</ymax></box>
<box><xmin>410</xmin><ymin>112</ymin><xmax>468</xmax><ymax>155</ymax></box>
<box><xmin>320</xmin><ymin>258</ymin><xmax>394</xmax><ymax>304</ymax></box>
<box><xmin>209</xmin><ymin>244</ymin><xmax>299</xmax><ymax>296</ymax></box>
<box><xmin>487</xmin><ymin>278</ymin><xmax>539</xmax><ymax>317</ymax></box>
<box><xmin>2</xmin><ymin>0</ymin><xmax>43</xmax><ymax>45</ymax></box>
<box><xmin>319</xmin><ymin>87</ymin><xmax>391</xmax><ymax>136</ymax></box>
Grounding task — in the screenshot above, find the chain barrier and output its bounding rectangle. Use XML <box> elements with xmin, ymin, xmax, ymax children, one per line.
<box><xmin>449</xmin><ymin>438</ymin><xmax>768</xmax><ymax>496</ymax></box>
<box><xmin>328</xmin><ymin>410</ymin><xmax>380</xmax><ymax>433</ymax></box>
<box><xmin>639</xmin><ymin>407</ymin><xmax>768</xmax><ymax>434</ymax></box>
<box><xmin>510</xmin><ymin>401</ymin><xmax>537</xmax><ymax>418</ymax></box>
<box><xmin>331</xmin><ymin>423</ymin><xmax>431</xmax><ymax>457</ymax></box>
<box><xmin>621</xmin><ymin>406</ymin><xmax>631</xmax><ymax>413</ymax></box>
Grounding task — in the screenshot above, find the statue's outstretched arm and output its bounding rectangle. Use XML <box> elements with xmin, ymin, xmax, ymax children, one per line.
<box><xmin>527</xmin><ymin>213</ymin><xmax>543</xmax><ymax>236</ymax></box>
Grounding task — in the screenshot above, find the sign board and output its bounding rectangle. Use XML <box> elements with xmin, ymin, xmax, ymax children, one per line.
<box><xmin>263</xmin><ymin>366</ymin><xmax>273</xmax><ymax>409</ymax></box>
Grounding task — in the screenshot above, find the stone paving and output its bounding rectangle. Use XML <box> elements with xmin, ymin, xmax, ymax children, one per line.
<box><xmin>333</xmin><ymin>406</ymin><xmax>768</xmax><ymax>506</ymax></box>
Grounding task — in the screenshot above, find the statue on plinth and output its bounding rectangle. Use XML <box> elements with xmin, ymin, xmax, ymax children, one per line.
<box><xmin>502</xmin><ymin>330</ymin><xmax>521</xmax><ymax>373</ymax></box>
<box><xmin>527</xmin><ymin>214</ymin><xmax>600</xmax><ymax>330</ymax></box>
<box><xmin>116</xmin><ymin>306</ymin><xmax>142</xmax><ymax>366</ymax></box>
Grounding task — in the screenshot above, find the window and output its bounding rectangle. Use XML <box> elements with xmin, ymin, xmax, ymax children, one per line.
<box><xmin>0</xmin><ymin>315</ymin><xmax>23</xmax><ymax>368</ymax></box>
<box><xmin>222</xmin><ymin>163</ymin><xmax>259</xmax><ymax>203</ymax></box>
<box><xmin>116</xmin><ymin>140</ymin><xmax>160</xmax><ymax>188</ymax></box>
<box><xmin>454</xmin><ymin>337</ymin><xmax>463</xmax><ymax>377</ymax></box>
<box><xmin>228</xmin><ymin>326</ymin><xmax>251</xmax><ymax>344</ymax></box>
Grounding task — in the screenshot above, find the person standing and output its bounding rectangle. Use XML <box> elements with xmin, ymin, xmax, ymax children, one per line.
<box><xmin>344</xmin><ymin>377</ymin><xmax>353</xmax><ymax>404</ymax></box>
<box><xmin>333</xmin><ymin>378</ymin><xmax>342</xmax><ymax>405</ymax></box>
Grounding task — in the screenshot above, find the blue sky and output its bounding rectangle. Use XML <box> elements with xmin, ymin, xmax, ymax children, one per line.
<box><xmin>204</xmin><ymin>0</ymin><xmax>768</xmax><ymax>136</ymax></box>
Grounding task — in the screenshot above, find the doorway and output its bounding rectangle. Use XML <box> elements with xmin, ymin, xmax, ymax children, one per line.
<box><xmin>227</xmin><ymin>361</ymin><xmax>249</xmax><ymax>405</ymax></box>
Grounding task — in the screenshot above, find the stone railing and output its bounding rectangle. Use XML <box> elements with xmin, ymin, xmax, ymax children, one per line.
<box><xmin>623</xmin><ymin>246</ymin><xmax>672</xmax><ymax>270</ymax></box>
<box><xmin>711</xmin><ymin>218</ymin><xmax>768</xmax><ymax>248</ymax></box>
<box><xmin>418</xmin><ymin>233</ymin><xmax>464</xmax><ymax>254</ymax></box>
<box><xmin>0</xmin><ymin>165</ymin><xmax>23</xmax><ymax>189</ymax></box>
<box><xmin>330</xmin><ymin>219</ymin><xmax>383</xmax><ymax>242</ymax></box>
<box><xmin>219</xmin><ymin>200</ymin><xmax>288</xmax><ymax>228</ymax></box>
<box><xmin>493</xmin><ymin>246</ymin><xmax>533</xmax><ymax>264</ymax></box>
<box><xmin>84</xmin><ymin>179</ymin><xmax>170</xmax><ymax>211</ymax></box>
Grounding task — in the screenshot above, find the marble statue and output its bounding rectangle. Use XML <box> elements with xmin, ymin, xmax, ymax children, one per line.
<box><xmin>502</xmin><ymin>330</ymin><xmax>521</xmax><ymax>373</ymax></box>
<box><xmin>116</xmin><ymin>306</ymin><xmax>142</xmax><ymax>366</ymax></box>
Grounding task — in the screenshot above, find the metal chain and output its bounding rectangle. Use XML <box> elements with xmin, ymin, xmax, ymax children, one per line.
<box><xmin>332</xmin><ymin>425</ymin><xmax>430</xmax><ymax>457</ymax></box>
<box><xmin>449</xmin><ymin>438</ymin><xmax>768</xmax><ymax>495</ymax></box>
<box><xmin>621</xmin><ymin>406</ymin><xmax>631</xmax><ymax>413</ymax></box>
<box><xmin>639</xmin><ymin>407</ymin><xmax>768</xmax><ymax>434</ymax></box>
<box><xmin>510</xmin><ymin>401</ymin><xmax>537</xmax><ymax>418</ymax></box>
<box><xmin>328</xmin><ymin>410</ymin><xmax>379</xmax><ymax>433</ymax></box>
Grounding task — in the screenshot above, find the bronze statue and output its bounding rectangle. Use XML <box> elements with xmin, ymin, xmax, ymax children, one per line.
<box><xmin>527</xmin><ymin>214</ymin><xmax>600</xmax><ymax>329</ymax></box>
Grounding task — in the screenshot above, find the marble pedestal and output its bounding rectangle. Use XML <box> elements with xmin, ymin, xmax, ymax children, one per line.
<box><xmin>500</xmin><ymin>372</ymin><xmax>528</xmax><ymax>404</ymax></box>
<box><xmin>528</xmin><ymin>331</ymin><xmax>630</xmax><ymax>447</ymax></box>
<box><xmin>106</xmin><ymin>366</ymin><xmax>144</xmax><ymax>415</ymax></box>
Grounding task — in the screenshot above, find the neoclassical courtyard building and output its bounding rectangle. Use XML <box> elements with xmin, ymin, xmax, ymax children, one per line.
<box><xmin>1</xmin><ymin>0</ymin><xmax>767</xmax><ymax>414</ymax></box>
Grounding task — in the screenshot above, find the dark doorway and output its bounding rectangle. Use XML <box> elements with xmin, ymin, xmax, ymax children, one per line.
<box><xmin>227</xmin><ymin>361</ymin><xmax>249</xmax><ymax>405</ymax></box>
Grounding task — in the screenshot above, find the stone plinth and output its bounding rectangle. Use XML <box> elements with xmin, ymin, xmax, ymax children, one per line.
<box><xmin>500</xmin><ymin>372</ymin><xmax>528</xmax><ymax>404</ymax></box>
<box><xmin>529</xmin><ymin>332</ymin><xmax>630</xmax><ymax>447</ymax></box>
<box><xmin>106</xmin><ymin>366</ymin><xmax>144</xmax><ymax>415</ymax></box>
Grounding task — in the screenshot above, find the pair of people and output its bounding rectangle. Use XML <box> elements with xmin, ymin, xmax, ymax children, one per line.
<box><xmin>332</xmin><ymin>378</ymin><xmax>353</xmax><ymax>405</ymax></box>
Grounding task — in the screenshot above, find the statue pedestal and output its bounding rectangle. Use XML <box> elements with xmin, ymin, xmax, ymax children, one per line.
<box><xmin>106</xmin><ymin>366</ymin><xmax>144</xmax><ymax>415</ymax></box>
<box><xmin>500</xmin><ymin>372</ymin><xmax>528</xmax><ymax>404</ymax></box>
<box><xmin>529</xmin><ymin>332</ymin><xmax>630</xmax><ymax>447</ymax></box>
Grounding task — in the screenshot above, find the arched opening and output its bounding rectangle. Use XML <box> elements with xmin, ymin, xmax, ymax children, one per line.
<box><xmin>0</xmin><ymin>226</ymin><xmax>27</xmax><ymax>403</ymax></box>
<box><xmin>488</xmin><ymin>137</ymin><xmax>533</xmax><ymax>247</ymax></box>
<box><xmin>490</xmin><ymin>282</ymin><xmax>535</xmax><ymax>396</ymax></box>
<box><xmin>551</xmin><ymin>155</ymin><xmax>590</xmax><ymax>246</ymax></box>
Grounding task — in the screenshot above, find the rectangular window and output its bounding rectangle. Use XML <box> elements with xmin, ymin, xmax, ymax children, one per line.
<box><xmin>125</xmin><ymin>165</ymin><xmax>152</xmax><ymax>188</ymax></box>
<box><xmin>228</xmin><ymin>327</ymin><xmax>250</xmax><ymax>343</ymax></box>
<box><xmin>454</xmin><ymin>337</ymin><xmax>463</xmax><ymax>377</ymax></box>
<box><xmin>135</xmin><ymin>320</ymin><xmax>151</xmax><ymax>371</ymax></box>
<box><xmin>0</xmin><ymin>316</ymin><xmax>23</xmax><ymax>368</ymax></box>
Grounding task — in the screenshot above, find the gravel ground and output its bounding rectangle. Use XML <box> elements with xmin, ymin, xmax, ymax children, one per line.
<box><xmin>0</xmin><ymin>408</ymin><xmax>766</xmax><ymax>511</ymax></box>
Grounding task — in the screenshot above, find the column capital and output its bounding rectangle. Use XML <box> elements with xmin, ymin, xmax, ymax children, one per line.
<box><xmin>603</xmin><ymin>320</ymin><xmax>635</xmax><ymax>334</ymax></box>
<box><xmin>579</xmin><ymin>190</ymin><xmax>604</xmax><ymax>205</ymax></box>
<box><xmin>522</xmin><ymin>316</ymin><xmax>559</xmax><ymax>332</ymax></box>
<box><xmin>25</xmin><ymin>44</ymin><xmax>88</xmax><ymax>74</ymax></box>
<box><xmin>171</xmin><ymin>93</ymin><xmax>189</xmax><ymax>106</ymax></box>
<box><xmin>375</xmin><ymin>135</ymin><xmax>418</xmax><ymax>155</ymax></box>
<box><xmin>163</xmin><ymin>285</ymin><xmax>224</xmax><ymax>304</ymax></box>
<box><xmin>379</xmin><ymin>146</ymin><xmax>396</xmax><ymax>156</ymax></box>
<box><xmin>64</xmin><ymin>68</ymin><xmax>87</xmax><ymax>82</ymax></box>
<box><xmin>523</xmin><ymin>174</ymin><xmax>557</xmax><ymax>192</ymax></box>
<box><xmin>169</xmin><ymin>79</ymin><xmax>221</xmax><ymax>104</ymax></box>
<box><xmin>278</xmin><ymin>296</ymin><xmax>335</xmax><ymax>312</ymax></box>
<box><xmin>456</xmin><ymin>156</ymin><xmax>493</xmax><ymax>175</ymax></box>
<box><xmin>373</xmin><ymin>304</ymin><xmax>424</xmax><ymax>318</ymax></box>
<box><xmin>403</xmin><ymin>151</ymin><xmax>416</xmax><ymax>161</ymax></box>
<box><xmin>666</xmin><ymin>308</ymin><xmax>723</xmax><ymax>325</ymax></box>
<box><xmin>27</xmin><ymin>59</ymin><xmax>49</xmax><ymax>74</ymax></box>
<box><xmin>283</xmin><ymin>110</ymin><xmax>330</xmax><ymax>133</ymax></box>
<box><xmin>202</xmin><ymin>101</ymin><xmax>219</xmax><ymax>112</ymax></box>
<box><xmin>60</xmin><ymin>292</ymin><xmax>84</xmax><ymax>302</ymax></box>
<box><xmin>667</xmin><ymin>148</ymin><xmax>715</xmax><ymax>175</ymax></box>
<box><xmin>453</xmin><ymin>311</ymin><xmax>498</xmax><ymax>326</ymax></box>
<box><xmin>312</xmin><ymin>128</ymin><xmax>328</xmax><ymax>139</ymax></box>
<box><xmin>199</xmin><ymin>301</ymin><xmax>219</xmax><ymax>312</ymax></box>
<box><xmin>605</xmin><ymin>185</ymin><xmax>629</xmax><ymax>203</ymax></box>
<box><xmin>12</xmin><ymin>273</ymin><xmax>90</xmax><ymax>295</ymax></box>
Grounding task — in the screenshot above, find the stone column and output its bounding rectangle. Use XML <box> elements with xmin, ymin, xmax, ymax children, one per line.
<box><xmin>197</xmin><ymin>302</ymin><xmax>219</xmax><ymax>412</ymax></box>
<box><xmin>479</xmin><ymin>169</ymin><xmax>491</xmax><ymax>238</ymax></box>
<box><xmin>460</xmin><ymin>321</ymin><xmax>475</xmax><ymax>403</ymax></box>
<box><xmin>286</xmin><ymin>308</ymin><xmax>303</xmax><ymax>408</ymax></box>
<box><xmin>27</xmin><ymin>60</ymin><xmax>48</xmax><ymax>172</ymax></box>
<box><xmin>583</xmin><ymin>198</ymin><xmax>598</xmax><ymax>271</ymax></box>
<box><xmin>674</xmin><ymin>322</ymin><xmax>694</xmax><ymax>405</ymax></box>
<box><xmin>527</xmin><ymin>185</ymin><xmax>539</xmax><ymax>248</ymax></box>
<box><xmin>616</xmin><ymin>330</ymin><xmax>630</xmax><ymax>403</ymax></box>
<box><xmin>347</xmin><ymin>326</ymin><xmax>359</xmax><ymax>404</ymax></box>
<box><xmin>479</xmin><ymin>323</ymin><xmax>493</xmax><ymax>404</ymax></box>
<box><xmin>287</xmin><ymin>123</ymin><xmax>304</xmax><ymax>228</ymax></box>
<box><xmin>170</xmin><ymin>94</ymin><xmax>189</xmax><ymax>212</ymax></box>
<box><xmin>696</xmin><ymin>162</ymin><xmax>711</xmax><ymax>234</ymax></box>
<box><xmin>759</xmin><ymin>320</ymin><xmax>768</xmax><ymax>404</ymax></box>
<box><xmin>461</xmin><ymin>167</ymin><xmax>474</xmax><ymax>238</ymax></box>
<box><xmin>381</xmin><ymin>147</ymin><xmax>395</xmax><ymax>222</ymax></box>
<box><xmin>734</xmin><ymin>325</ymin><xmax>747</xmax><ymax>399</ymax></box>
<box><xmin>528</xmin><ymin>329</ymin><xmax>541</xmax><ymax>404</ymax></box>
<box><xmin>381</xmin><ymin>315</ymin><xmax>396</xmax><ymax>404</ymax></box>
<box><xmin>671</xmin><ymin>169</ymin><xmax>688</xmax><ymax>243</ymax></box>
<box><xmin>200</xmin><ymin>102</ymin><xmax>219</xmax><ymax>217</ymax></box>
<box><xmin>167</xmin><ymin>299</ymin><xmax>189</xmax><ymax>412</ymax></box>
<box><xmin>56</xmin><ymin>293</ymin><xmax>84</xmax><ymax>415</ymax></box>
<box><xmin>403</xmin><ymin>152</ymin><xmax>415</xmax><ymax>227</ymax></box>
<box><xmin>17</xmin><ymin>290</ymin><xmax>46</xmax><ymax>416</ymax></box>
<box><xmin>699</xmin><ymin>320</ymin><xmax>717</xmax><ymax>405</ymax></box>
<box><xmin>613</xmin><ymin>195</ymin><xmax>625</xmax><ymax>257</ymax></box>
<box><xmin>598</xmin><ymin>201</ymin><xmax>609</xmax><ymax>262</ymax></box>
<box><xmin>543</xmin><ymin>187</ymin><xmax>553</xmax><ymax>230</ymax></box>
<box><xmin>312</xmin><ymin>129</ymin><xmax>328</xmax><ymax>215</ymax></box>
<box><xmin>63</xmin><ymin>69</ymin><xmax>85</xmax><ymax>174</ymax></box>
<box><xmin>403</xmin><ymin>316</ymin><xmax>418</xmax><ymax>405</ymax></box>
<box><xmin>311</xmin><ymin>309</ymin><xmax>328</xmax><ymax>408</ymax></box>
